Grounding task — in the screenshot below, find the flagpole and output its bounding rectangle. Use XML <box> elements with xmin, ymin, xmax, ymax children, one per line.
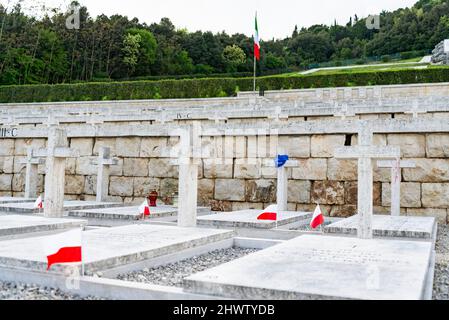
<box><xmin>253</xmin><ymin>55</ymin><xmax>256</xmax><ymax>94</ymax></box>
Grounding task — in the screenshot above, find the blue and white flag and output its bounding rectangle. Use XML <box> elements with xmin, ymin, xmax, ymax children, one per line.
<box><xmin>275</xmin><ymin>155</ymin><xmax>289</xmax><ymax>168</ymax></box>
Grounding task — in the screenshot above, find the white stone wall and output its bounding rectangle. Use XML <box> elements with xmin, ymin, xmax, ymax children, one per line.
<box><xmin>1</xmin><ymin>130</ymin><xmax>448</xmax><ymax>224</ymax></box>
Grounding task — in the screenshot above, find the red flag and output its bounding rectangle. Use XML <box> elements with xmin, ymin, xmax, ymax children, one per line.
<box><xmin>257</xmin><ymin>205</ymin><xmax>277</xmax><ymax>221</ymax></box>
<box><xmin>310</xmin><ymin>205</ymin><xmax>325</xmax><ymax>229</ymax></box>
<box><xmin>139</xmin><ymin>200</ymin><xmax>151</xmax><ymax>217</ymax></box>
<box><xmin>44</xmin><ymin>229</ymin><xmax>82</xmax><ymax>270</ymax></box>
<box><xmin>34</xmin><ymin>195</ymin><xmax>43</xmax><ymax>209</ymax></box>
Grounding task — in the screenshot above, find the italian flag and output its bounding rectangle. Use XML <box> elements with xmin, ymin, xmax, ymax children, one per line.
<box><xmin>254</xmin><ymin>14</ymin><xmax>260</xmax><ymax>61</ymax></box>
<box><xmin>44</xmin><ymin>229</ymin><xmax>83</xmax><ymax>271</ymax></box>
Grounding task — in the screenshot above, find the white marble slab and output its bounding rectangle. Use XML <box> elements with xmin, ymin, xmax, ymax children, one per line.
<box><xmin>324</xmin><ymin>215</ymin><xmax>437</xmax><ymax>240</ymax></box>
<box><xmin>0</xmin><ymin>200</ymin><xmax>124</xmax><ymax>214</ymax></box>
<box><xmin>184</xmin><ymin>235</ymin><xmax>434</xmax><ymax>300</ymax></box>
<box><xmin>0</xmin><ymin>197</ymin><xmax>35</xmax><ymax>204</ymax></box>
<box><xmin>68</xmin><ymin>205</ymin><xmax>210</xmax><ymax>220</ymax></box>
<box><xmin>0</xmin><ymin>225</ymin><xmax>234</xmax><ymax>274</ymax></box>
<box><xmin>0</xmin><ymin>215</ymin><xmax>87</xmax><ymax>236</ymax></box>
<box><xmin>197</xmin><ymin>210</ymin><xmax>312</xmax><ymax>229</ymax></box>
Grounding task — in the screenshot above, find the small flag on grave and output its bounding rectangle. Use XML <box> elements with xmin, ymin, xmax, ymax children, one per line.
<box><xmin>310</xmin><ymin>204</ymin><xmax>325</xmax><ymax>229</ymax></box>
<box><xmin>257</xmin><ymin>204</ymin><xmax>278</xmax><ymax>221</ymax></box>
<box><xmin>139</xmin><ymin>200</ymin><xmax>151</xmax><ymax>217</ymax></box>
<box><xmin>274</xmin><ymin>155</ymin><xmax>289</xmax><ymax>168</ymax></box>
<box><xmin>44</xmin><ymin>229</ymin><xmax>82</xmax><ymax>271</ymax></box>
<box><xmin>34</xmin><ymin>195</ymin><xmax>43</xmax><ymax>209</ymax></box>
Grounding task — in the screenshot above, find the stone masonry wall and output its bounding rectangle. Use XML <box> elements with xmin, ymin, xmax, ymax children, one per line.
<box><xmin>1</xmin><ymin>130</ymin><xmax>448</xmax><ymax>224</ymax></box>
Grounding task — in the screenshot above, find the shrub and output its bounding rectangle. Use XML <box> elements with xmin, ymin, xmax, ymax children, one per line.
<box><xmin>1</xmin><ymin>68</ymin><xmax>449</xmax><ymax>103</ymax></box>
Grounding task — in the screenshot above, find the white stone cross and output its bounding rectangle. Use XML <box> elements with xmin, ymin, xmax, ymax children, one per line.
<box><xmin>90</xmin><ymin>147</ymin><xmax>118</xmax><ymax>202</ymax></box>
<box><xmin>35</xmin><ymin>127</ymin><xmax>79</xmax><ymax>218</ymax></box>
<box><xmin>20</xmin><ymin>147</ymin><xmax>45</xmax><ymax>199</ymax></box>
<box><xmin>377</xmin><ymin>158</ymin><xmax>416</xmax><ymax>217</ymax></box>
<box><xmin>262</xmin><ymin>149</ymin><xmax>299</xmax><ymax>211</ymax></box>
<box><xmin>335</xmin><ymin>127</ymin><xmax>400</xmax><ymax>239</ymax></box>
<box><xmin>171</xmin><ymin>123</ymin><xmax>202</xmax><ymax>228</ymax></box>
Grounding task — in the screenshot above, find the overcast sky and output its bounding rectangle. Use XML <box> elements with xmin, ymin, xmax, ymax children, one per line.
<box><xmin>3</xmin><ymin>0</ymin><xmax>418</xmax><ymax>39</ymax></box>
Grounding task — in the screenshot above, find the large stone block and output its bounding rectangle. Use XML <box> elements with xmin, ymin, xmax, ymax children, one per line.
<box><xmin>109</xmin><ymin>176</ymin><xmax>134</xmax><ymax>197</ymax></box>
<box><xmin>149</xmin><ymin>159</ymin><xmax>179</xmax><ymax>178</ymax></box>
<box><xmin>403</xmin><ymin>159</ymin><xmax>449</xmax><ymax>182</ymax></box>
<box><xmin>291</xmin><ymin>159</ymin><xmax>327</xmax><ymax>180</ymax></box>
<box><xmin>198</xmin><ymin>179</ymin><xmax>215</xmax><ymax>206</ymax></box>
<box><xmin>115</xmin><ymin>137</ymin><xmax>141</xmax><ymax>157</ymax></box>
<box><xmin>0</xmin><ymin>174</ymin><xmax>12</xmax><ymax>191</ymax></box>
<box><xmin>75</xmin><ymin>157</ymin><xmax>98</xmax><ymax>176</ymax></box>
<box><xmin>327</xmin><ymin>158</ymin><xmax>357</xmax><ymax>181</ymax></box>
<box><xmin>232</xmin><ymin>202</ymin><xmax>264</xmax><ymax>211</ymax></box>
<box><xmin>426</xmin><ymin>134</ymin><xmax>449</xmax><ymax>158</ymax></box>
<box><xmin>422</xmin><ymin>183</ymin><xmax>449</xmax><ymax>208</ymax></box>
<box><xmin>133</xmin><ymin>177</ymin><xmax>160</xmax><ymax>197</ymax></box>
<box><xmin>0</xmin><ymin>140</ymin><xmax>14</xmax><ymax>156</ymax></box>
<box><xmin>382</xmin><ymin>182</ymin><xmax>421</xmax><ymax>208</ymax></box>
<box><xmin>345</xmin><ymin>182</ymin><xmax>382</xmax><ymax>206</ymax></box>
<box><xmin>279</xmin><ymin>136</ymin><xmax>310</xmax><ymax>158</ymax></box>
<box><xmin>65</xmin><ymin>175</ymin><xmax>85</xmax><ymax>195</ymax></box>
<box><xmin>406</xmin><ymin>208</ymin><xmax>447</xmax><ymax>224</ymax></box>
<box><xmin>65</xmin><ymin>158</ymin><xmax>76</xmax><ymax>175</ymax></box>
<box><xmin>0</xmin><ymin>157</ymin><xmax>14</xmax><ymax>174</ymax></box>
<box><xmin>351</xmin><ymin>134</ymin><xmax>387</xmax><ymax>146</ymax></box>
<box><xmin>387</xmin><ymin>134</ymin><xmax>425</xmax><ymax>158</ymax></box>
<box><xmin>93</xmin><ymin>138</ymin><xmax>117</xmax><ymax>155</ymax></box>
<box><xmin>12</xmin><ymin>173</ymin><xmax>24</xmax><ymax>192</ymax></box>
<box><xmin>328</xmin><ymin>205</ymin><xmax>358</xmax><ymax>218</ymax></box>
<box><xmin>160</xmin><ymin>178</ymin><xmax>178</xmax><ymax>198</ymax></box>
<box><xmin>210</xmin><ymin>200</ymin><xmax>232</xmax><ymax>212</ymax></box>
<box><xmin>12</xmin><ymin>156</ymin><xmax>25</xmax><ymax>174</ymax></box>
<box><xmin>288</xmin><ymin>180</ymin><xmax>311</xmax><ymax>204</ymax></box>
<box><xmin>140</xmin><ymin>137</ymin><xmax>168</xmax><ymax>157</ymax></box>
<box><xmin>311</xmin><ymin>135</ymin><xmax>345</xmax><ymax>158</ymax></box>
<box><xmin>311</xmin><ymin>181</ymin><xmax>345</xmax><ymax>205</ymax></box>
<box><xmin>70</xmin><ymin>138</ymin><xmax>94</xmax><ymax>156</ymax></box>
<box><xmin>84</xmin><ymin>175</ymin><xmax>97</xmax><ymax>195</ymax></box>
<box><xmin>234</xmin><ymin>161</ymin><xmax>261</xmax><ymax>179</ymax></box>
<box><xmin>123</xmin><ymin>158</ymin><xmax>149</xmax><ymax>177</ymax></box>
<box><xmin>13</xmin><ymin>138</ymin><xmax>46</xmax><ymax>156</ymax></box>
<box><xmin>203</xmin><ymin>159</ymin><xmax>233</xmax><ymax>179</ymax></box>
<box><xmin>245</xmin><ymin>179</ymin><xmax>276</xmax><ymax>203</ymax></box>
<box><xmin>215</xmin><ymin>179</ymin><xmax>246</xmax><ymax>201</ymax></box>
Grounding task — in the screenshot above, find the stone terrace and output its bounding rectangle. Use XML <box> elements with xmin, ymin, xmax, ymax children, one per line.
<box><xmin>1</xmin><ymin>83</ymin><xmax>449</xmax><ymax>224</ymax></box>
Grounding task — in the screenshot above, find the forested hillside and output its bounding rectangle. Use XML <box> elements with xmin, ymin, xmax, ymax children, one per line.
<box><xmin>0</xmin><ymin>0</ymin><xmax>448</xmax><ymax>85</ymax></box>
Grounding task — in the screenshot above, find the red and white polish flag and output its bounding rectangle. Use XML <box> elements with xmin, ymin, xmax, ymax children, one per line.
<box><xmin>310</xmin><ymin>204</ymin><xmax>325</xmax><ymax>229</ymax></box>
<box><xmin>139</xmin><ymin>200</ymin><xmax>151</xmax><ymax>217</ymax></box>
<box><xmin>34</xmin><ymin>196</ymin><xmax>43</xmax><ymax>209</ymax></box>
<box><xmin>257</xmin><ymin>205</ymin><xmax>278</xmax><ymax>221</ymax></box>
<box><xmin>44</xmin><ymin>228</ymin><xmax>82</xmax><ymax>271</ymax></box>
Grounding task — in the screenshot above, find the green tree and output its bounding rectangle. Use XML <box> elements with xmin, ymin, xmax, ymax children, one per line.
<box><xmin>122</xmin><ymin>33</ymin><xmax>141</xmax><ymax>76</ymax></box>
<box><xmin>223</xmin><ymin>44</ymin><xmax>246</xmax><ymax>72</ymax></box>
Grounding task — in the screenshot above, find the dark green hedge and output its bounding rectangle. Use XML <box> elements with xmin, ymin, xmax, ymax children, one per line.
<box><xmin>1</xmin><ymin>68</ymin><xmax>449</xmax><ymax>103</ymax></box>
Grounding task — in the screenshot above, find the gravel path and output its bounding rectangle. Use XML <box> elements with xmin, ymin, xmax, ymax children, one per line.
<box><xmin>292</xmin><ymin>221</ymin><xmax>333</xmax><ymax>231</ymax></box>
<box><xmin>117</xmin><ymin>247</ymin><xmax>258</xmax><ymax>287</ymax></box>
<box><xmin>0</xmin><ymin>282</ymin><xmax>101</xmax><ymax>300</ymax></box>
<box><xmin>434</xmin><ymin>225</ymin><xmax>449</xmax><ymax>300</ymax></box>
